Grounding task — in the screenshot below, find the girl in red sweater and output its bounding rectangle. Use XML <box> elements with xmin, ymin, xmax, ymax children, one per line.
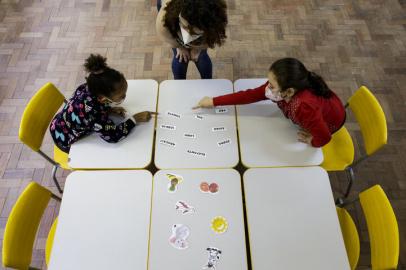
<box><xmin>193</xmin><ymin>58</ymin><xmax>345</xmax><ymax>147</ymax></box>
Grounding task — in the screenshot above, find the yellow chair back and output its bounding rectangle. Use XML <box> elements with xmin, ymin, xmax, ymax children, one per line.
<box><xmin>2</xmin><ymin>182</ymin><xmax>52</xmax><ymax>270</ymax></box>
<box><xmin>19</xmin><ymin>82</ymin><xmax>65</xmax><ymax>151</ymax></box>
<box><xmin>359</xmin><ymin>185</ymin><xmax>399</xmax><ymax>270</ymax></box>
<box><xmin>347</xmin><ymin>86</ymin><xmax>387</xmax><ymax>156</ymax></box>
<box><xmin>336</xmin><ymin>207</ymin><xmax>360</xmax><ymax>270</ymax></box>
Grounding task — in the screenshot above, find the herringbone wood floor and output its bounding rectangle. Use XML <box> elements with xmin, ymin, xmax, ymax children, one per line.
<box><xmin>0</xmin><ymin>0</ymin><xmax>405</xmax><ymax>269</ymax></box>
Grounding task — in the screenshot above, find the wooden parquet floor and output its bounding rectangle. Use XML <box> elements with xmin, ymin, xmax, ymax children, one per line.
<box><xmin>0</xmin><ymin>0</ymin><xmax>405</xmax><ymax>269</ymax></box>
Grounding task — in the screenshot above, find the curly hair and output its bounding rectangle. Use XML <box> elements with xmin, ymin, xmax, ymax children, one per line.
<box><xmin>84</xmin><ymin>54</ymin><xmax>126</xmax><ymax>98</ymax></box>
<box><xmin>163</xmin><ymin>0</ymin><xmax>228</xmax><ymax>49</ymax></box>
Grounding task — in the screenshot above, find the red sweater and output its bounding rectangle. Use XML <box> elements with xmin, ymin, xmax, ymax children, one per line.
<box><xmin>213</xmin><ymin>82</ymin><xmax>346</xmax><ymax>147</ymax></box>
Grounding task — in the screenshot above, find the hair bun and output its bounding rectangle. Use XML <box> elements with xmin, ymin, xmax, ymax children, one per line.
<box><xmin>84</xmin><ymin>54</ymin><xmax>108</xmax><ymax>74</ymax></box>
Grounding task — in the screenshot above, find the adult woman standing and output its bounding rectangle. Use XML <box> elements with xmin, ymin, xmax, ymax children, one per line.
<box><xmin>156</xmin><ymin>0</ymin><xmax>227</xmax><ymax>79</ymax></box>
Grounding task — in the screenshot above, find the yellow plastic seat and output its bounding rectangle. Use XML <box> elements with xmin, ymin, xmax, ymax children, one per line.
<box><xmin>336</xmin><ymin>185</ymin><xmax>399</xmax><ymax>270</ymax></box>
<box><xmin>19</xmin><ymin>82</ymin><xmax>71</xmax><ymax>193</ymax></box>
<box><xmin>336</xmin><ymin>207</ymin><xmax>360</xmax><ymax>270</ymax></box>
<box><xmin>321</xmin><ymin>86</ymin><xmax>387</xmax><ymax>199</ymax></box>
<box><xmin>321</xmin><ymin>127</ymin><xmax>355</xmax><ymax>171</ymax></box>
<box><xmin>54</xmin><ymin>145</ymin><xmax>70</xmax><ymax>170</ymax></box>
<box><xmin>46</xmin><ymin>218</ymin><xmax>58</xmax><ymax>265</ymax></box>
<box><xmin>2</xmin><ymin>182</ymin><xmax>61</xmax><ymax>269</ymax></box>
<box><xmin>359</xmin><ymin>185</ymin><xmax>399</xmax><ymax>270</ymax></box>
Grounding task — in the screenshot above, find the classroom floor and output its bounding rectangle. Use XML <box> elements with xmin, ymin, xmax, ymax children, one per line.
<box><xmin>0</xmin><ymin>0</ymin><xmax>405</xmax><ymax>269</ymax></box>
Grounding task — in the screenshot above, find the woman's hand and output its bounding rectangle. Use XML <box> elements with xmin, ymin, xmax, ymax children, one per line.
<box><xmin>109</xmin><ymin>107</ymin><xmax>126</xmax><ymax>117</ymax></box>
<box><xmin>133</xmin><ymin>111</ymin><xmax>158</xmax><ymax>122</ymax></box>
<box><xmin>192</xmin><ymin>96</ymin><xmax>214</xmax><ymax>109</ymax></box>
<box><xmin>176</xmin><ymin>48</ymin><xmax>191</xmax><ymax>63</ymax></box>
<box><xmin>297</xmin><ymin>130</ymin><xmax>313</xmax><ymax>145</ymax></box>
<box><xmin>190</xmin><ymin>48</ymin><xmax>201</xmax><ymax>62</ymax></box>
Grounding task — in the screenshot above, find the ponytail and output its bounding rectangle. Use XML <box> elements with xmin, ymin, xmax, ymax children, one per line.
<box><xmin>270</xmin><ymin>58</ymin><xmax>333</xmax><ymax>98</ymax></box>
<box><xmin>308</xmin><ymin>71</ymin><xmax>332</xmax><ymax>98</ymax></box>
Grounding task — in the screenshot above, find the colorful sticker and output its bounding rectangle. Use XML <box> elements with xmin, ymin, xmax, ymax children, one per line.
<box><xmin>211</xmin><ymin>216</ymin><xmax>228</xmax><ymax>234</ymax></box>
<box><xmin>175</xmin><ymin>200</ymin><xmax>195</xmax><ymax>215</ymax></box>
<box><xmin>200</xmin><ymin>182</ymin><xmax>219</xmax><ymax>194</ymax></box>
<box><xmin>203</xmin><ymin>247</ymin><xmax>222</xmax><ymax>269</ymax></box>
<box><xmin>169</xmin><ymin>224</ymin><xmax>190</xmax><ymax>250</ymax></box>
<box><xmin>166</xmin><ymin>173</ymin><xmax>183</xmax><ymax>193</ymax></box>
<box><xmin>200</xmin><ymin>182</ymin><xmax>210</xmax><ymax>193</ymax></box>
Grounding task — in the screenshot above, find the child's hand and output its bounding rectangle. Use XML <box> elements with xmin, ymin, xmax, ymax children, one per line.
<box><xmin>192</xmin><ymin>97</ymin><xmax>214</xmax><ymax>109</ymax></box>
<box><xmin>133</xmin><ymin>111</ymin><xmax>158</xmax><ymax>122</ymax></box>
<box><xmin>297</xmin><ymin>130</ymin><xmax>313</xmax><ymax>145</ymax></box>
<box><xmin>109</xmin><ymin>107</ymin><xmax>126</xmax><ymax>117</ymax></box>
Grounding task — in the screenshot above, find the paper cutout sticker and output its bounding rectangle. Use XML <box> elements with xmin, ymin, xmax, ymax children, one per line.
<box><xmin>169</xmin><ymin>224</ymin><xmax>190</xmax><ymax>250</ymax></box>
<box><xmin>211</xmin><ymin>216</ymin><xmax>228</xmax><ymax>234</ymax></box>
<box><xmin>187</xmin><ymin>149</ymin><xmax>206</xmax><ymax>158</ymax></box>
<box><xmin>217</xmin><ymin>139</ymin><xmax>231</xmax><ymax>147</ymax></box>
<box><xmin>167</xmin><ymin>111</ymin><xmax>181</xmax><ymax>118</ymax></box>
<box><xmin>200</xmin><ymin>182</ymin><xmax>219</xmax><ymax>194</ymax></box>
<box><xmin>183</xmin><ymin>133</ymin><xmax>197</xmax><ymax>139</ymax></box>
<box><xmin>160</xmin><ymin>124</ymin><xmax>176</xmax><ymax>130</ymax></box>
<box><xmin>212</xmin><ymin>127</ymin><xmax>226</xmax><ymax>132</ymax></box>
<box><xmin>203</xmin><ymin>247</ymin><xmax>222</xmax><ymax>269</ymax></box>
<box><xmin>195</xmin><ymin>114</ymin><xmax>204</xmax><ymax>120</ymax></box>
<box><xmin>175</xmin><ymin>200</ymin><xmax>195</xmax><ymax>215</ymax></box>
<box><xmin>215</xmin><ymin>108</ymin><xmax>228</xmax><ymax>114</ymax></box>
<box><xmin>166</xmin><ymin>173</ymin><xmax>183</xmax><ymax>193</ymax></box>
<box><xmin>160</xmin><ymin>139</ymin><xmax>176</xmax><ymax>147</ymax></box>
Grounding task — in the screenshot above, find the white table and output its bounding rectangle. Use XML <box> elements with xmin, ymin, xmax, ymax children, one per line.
<box><xmin>149</xmin><ymin>169</ymin><xmax>247</xmax><ymax>270</ymax></box>
<box><xmin>155</xmin><ymin>79</ymin><xmax>239</xmax><ymax>169</ymax></box>
<box><xmin>68</xmin><ymin>80</ymin><xmax>158</xmax><ymax>169</ymax></box>
<box><xmin>235</xmin><ymin>78</ymin><xmax>323</xmax><ymax>167</ymax></box>
<box><xmin>243</xmin><ymin>167</ymin><xmax>350</xmax><ymax>270</ymax></box>
<box><xmin>48</xmin><ymin>170</ymin><xmax>153</xmax><ymax>270</ymax></box>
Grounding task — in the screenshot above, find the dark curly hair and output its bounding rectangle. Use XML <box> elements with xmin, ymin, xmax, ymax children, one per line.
<box><xmin>270</xmin><ymin>58</ymin><xmax>332</xmax><ymax>98</ymax></box>
<box><xmin>84</xmin><ymin>54</ymin><xmax>126</xmax><ymax>98</ymax></box>
<box><xmin>163</xmin><ymin>0</ymin><xmax>228</xmax><ymax>49</ymax></box>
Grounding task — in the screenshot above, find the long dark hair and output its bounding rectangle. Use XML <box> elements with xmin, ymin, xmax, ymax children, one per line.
<box><xmin>84</xmin><ymin>54</ymin><xmax>126</xmax><ymax>98</ymax></box>
<box><xmin>163</xmin><ymin>0</ymin><xmax>228</xmax><ymax>48</ymax></box>
<box><xmin>269</xmin><ymin>58</ymin><xmax>332</xmax><ymax>98</ymax></box>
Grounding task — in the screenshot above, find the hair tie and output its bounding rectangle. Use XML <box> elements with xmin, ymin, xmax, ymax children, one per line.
<box><xmin>92</xmin><ymin>69</ymin><xmax>104</xmax><ymax>75</ymax></box>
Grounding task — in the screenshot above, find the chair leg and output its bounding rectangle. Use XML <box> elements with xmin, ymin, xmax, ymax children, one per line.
<box><xmin>343</xmin><ymin>167</ymin><xmax>355</xmax><ymax>198</ymax></box>
<box><xmin>335</xmin><ymin>167</ymin><xmax>355</xmax><ymax>206</ymax></box>
<box><xmin>52</xmin><ymin>165</ymin><xmax>63</xmax><ymax>194</ymax></box>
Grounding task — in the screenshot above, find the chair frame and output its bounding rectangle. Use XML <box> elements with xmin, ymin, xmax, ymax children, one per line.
<box><xmin>37</xmin><ymin>98</ymin><xmax>68</xmax><ymax>194</ymax></box>
<box><xmin>336</xmin><ymin>102</ymin><xmax>384</xmax><ymax>206</ymax></box>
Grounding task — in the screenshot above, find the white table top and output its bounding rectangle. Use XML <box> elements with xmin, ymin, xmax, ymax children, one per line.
<box><xmin>154</xmin><ymin>79</ymin><xmax>239</xmax><ymax>169</ymax></box>
<box><xmin>48</xmin><ymin>170</ymin><xmax>153</xmax><ymax>270</ymax></box>
<box><xmin>68</xmin><ymin>79</ymin><xmax>158</xmax><ymax>169</ymax></box>
<box><xmin>149</xmin><ymin>169</ymin><xmax>247</xmax><ymax>270</ymax></box>
<box><xmin>243</xmin><ymin>167</ymin><xmax>349</xmax><ymax>270</ymax></box>
<box><xmin>235</xmin><ymin>78</ymin><xmax>323</xmax><ymax>168</ymax></box>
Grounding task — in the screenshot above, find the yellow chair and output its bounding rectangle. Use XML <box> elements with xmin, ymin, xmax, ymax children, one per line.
<box><xmin>2</xmin><ymin>182</ymin><xmax>61</xmax><ymax>269</ymax></box>
<box><xmin>337</xmin><ymin>185</ymin><xmax>399</xmax><ymax>270</ymax></box>
<box><xmin>19</xmin><ymin>82</ymin><xmax>70</xmax><ymax>193</ymax></box>
<box><xmin>321</xmin><ymin>86</ymin><xmax>387</xmax><ymax>201</ymax></box>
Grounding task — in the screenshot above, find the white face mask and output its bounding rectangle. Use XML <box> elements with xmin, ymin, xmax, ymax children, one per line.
<box><xmin>179</xmin><ymin>24</ymin><xmax>202</xmax><ymax>44</ymax></box>
<box><xmin>105</xmin><ymin>97</ymin><xmax>124</xmax><ymax>106</ymax></box>
<box><xmin>265</xmin><ymin>84</ymin><xmax>283</xmax><ymax>102</ymax></box>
